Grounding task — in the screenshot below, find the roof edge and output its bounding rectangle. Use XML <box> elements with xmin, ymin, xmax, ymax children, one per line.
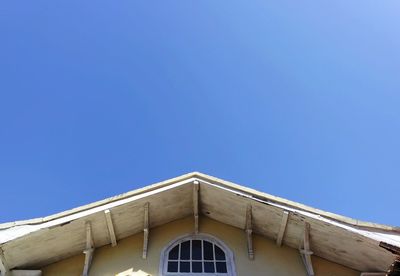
<box><xmin>0</xmin><ymin>172</ymin><xmax>199</xmax><ymax>230</ymax></box>
<box><xmin>1</xmin><ymin>171</ymin><xmax>398</xmax><ymax>234</ymax></box>
<box><xmin>193</xmin><ymin>172</ymin><xmax>400</xmax><ymax>233</ymax></box>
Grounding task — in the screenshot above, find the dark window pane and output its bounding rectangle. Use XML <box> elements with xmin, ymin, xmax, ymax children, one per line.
<box><xmin>215</xmin><ymin>245</ymin><xmax>226</xmax><ymax>260</ymax></box>
<box><xmin>204</xmin><ymin>261</ymin><xmax>215</xmax><ymax>273</ymax></box>
<box><xmin>168</xmin><ymin>245</ymin><xmax>179</xmax><ymax>260</ymax></box>
<box><xmin>192</xmin><ymin>240</ymin><xmax>202</xmax><ymax>260</ymax></box>
<box><xmin>216</xmin><ymin>262</ymin><xmax>227</xmax><ymax>273</ymax></box>
<box><xmin>203</xmin><ymin>241</ymin><xmax>214</xmax><ymax>260</ymax></box>
<box><xmin>167</xmin><ymin>261</ymin><xmax>178</xmax><ymax>272</ymax></box>
<box><xmin>192</xmin><ymin>261</ymin><xmax>202</xmax><ymax>273</ymax></box>
<box><xmin>180</xmin><ymin>261</ymin><xmax>190</xmax><ymax>272</ymax></box>
<box><xmin>180</xmin><ymin>241</ymin><xmax>190</xmax><ymax>260</ymax></box>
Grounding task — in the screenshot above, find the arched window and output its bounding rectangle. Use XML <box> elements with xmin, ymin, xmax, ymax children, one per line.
<box><xmin>160</xmin><ymin>234</ymin><xmax>237</xmax><ymax>276</ymax></box>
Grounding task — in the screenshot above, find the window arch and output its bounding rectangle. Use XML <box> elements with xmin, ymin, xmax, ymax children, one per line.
<box><xmin>160</xmin><ymin>234</ymin><xmax>237</xmax><ymax>276</ymax></box>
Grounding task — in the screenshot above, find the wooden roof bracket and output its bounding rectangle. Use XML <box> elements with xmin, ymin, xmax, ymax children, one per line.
<box><xmin>193</xmin><ymin>181</ymin><xmax>200</xmax><ymax>234</ymax></box>
<box><xmin>104</xmin><ymin>209</ymin><xmax>117</xmax><ymax>247</ymax></box>
<box><xmin>0</xmin><ymin>247</ymin><xmax>9</xmax><ymax>276</ymax></box>
<box><xmin>142</xmin><ymin>202</ymin><xmax>149</xmax><ymax>259</ymax></box>
<box><xmin>300</xmin><ymin>222</ymin><xmax>315</xmax><ymax>276</ymax></box>
<box><xmin>245</xmin><ymin>204</ymin><xmax>254</xmax><ymax>260</ymax></box>
<box><xmin>276</xmin><ymin>211</ymin><xmax>289</xmax><ymax>247</ymax></box>
<box><xmin>82</xmin><ymin>222</ymin><xmax>95</xmax><ymax>276</ymax></box>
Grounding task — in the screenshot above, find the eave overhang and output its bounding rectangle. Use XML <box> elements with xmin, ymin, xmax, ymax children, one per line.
<box><xmin>0</xmin><ymin>172</ymin><xmax>399</xmax><ymax>272</ymax></box>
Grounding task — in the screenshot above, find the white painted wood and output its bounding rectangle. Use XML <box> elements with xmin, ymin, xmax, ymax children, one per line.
<box><xmin>142</xmin><ymin>202</ymin><xmax>149</xmax><ymax>259</ymax></box>
<box><xmin>193</xmin><ymin>181</ymin><xmax>199</xmax><ymax>234</ymax></box>
<box><xmin>82</xmin><ymin>248</ymin><xmax>94</xmax><ymax>276</ymax></box>
<box><xmin>0</xmin><ymin>177</ymin><xmax>198</xmax><ymax>245</ymax></box>
<box><xmin>104</xmin><ymin>210</ymin><xmax>117</xmax><ymax>247</ymax></box>
<box><xmin>0</xmin><ymin>248</ymin><xmax>9</xmax><ymax>276</ymax></box>
<box><xmin>1</xmin><ymin>174</ymin><xmax>399</xmax><ymax>272</ymax></box>
<box><xmin>85</xmin><ymin>222</ymin><xmax>94</xmax><ymax>249</ymax></box>
<box><xmin>10</xmin><ymin>270</ymin><xmax>42</xmax><ymax>276</ymax></box>
<box><xmin>82</xmin><ymin>222</ymin><xmax>94</xmax><ymax>276</ymax></box>
<box><xmin>300</xmin><ymin>222</ymin><xmax>314</xmax><ymax>276</ymax></box>
<box><xmin>276</xmin><ymin>211</ymin><xmax>289</xmax><ymax>247</ymax></box>
<box><xmin>245</xmin><ymin>204</ymin><xmax>254</xmax><ymax>260</ymax></box>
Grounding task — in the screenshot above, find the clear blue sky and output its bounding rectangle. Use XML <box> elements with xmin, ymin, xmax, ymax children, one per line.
<box><xmin>1</xmin><ymin>1</ymin><xmax>399</xmax><ymax>225</ymax></box>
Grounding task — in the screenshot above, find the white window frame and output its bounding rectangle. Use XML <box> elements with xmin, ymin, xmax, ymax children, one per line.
<box><xmin>159</xmin><ymin>233</ymin><xmax>237</xmax><ymax>276</ymax></box>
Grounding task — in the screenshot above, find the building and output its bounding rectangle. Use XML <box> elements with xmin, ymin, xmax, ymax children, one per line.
<box><xmin>0</xmin><ymin>172</ymin><xmax>399</xmax><ymax>276</ymax></box>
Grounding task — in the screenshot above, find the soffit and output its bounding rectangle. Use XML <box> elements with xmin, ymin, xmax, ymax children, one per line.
<box><xmin>0</xmin><ymin>173</ymin><xmax>399</xmax><ymax>272</ymax></box>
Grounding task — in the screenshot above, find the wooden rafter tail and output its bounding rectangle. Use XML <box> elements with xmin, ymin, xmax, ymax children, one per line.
<box><xmin>245</xmin><ymin>204</ymin><xmax>254</xmax><ymax>260</ymax></box>
<box><xmin>300</xmin><ymin>222</ymin><xmax>314</xmax><ymax>276</ymax></box>
<box><xmin>276</xmin><ymin>211</ymin><xmax>289</xmax><ymax>247</ymax></box>
<box><xmin>143</xmin><ymin>202</ymin><xmax>150</xmax><ymax>259</ymax></box>
<box><xmin>82</xmin><ymin>221</ymin><xmax>95</xmax><ymax>276</ymax></box>
<box><xmin>104</xmin><ymin>209</ymin><xmax>117</xmax><ymax>247</ymax></box>
<box><xmin>193</xmin><ymin>180</ymin><xmax>200</xmax><ymax>234</ymax></box>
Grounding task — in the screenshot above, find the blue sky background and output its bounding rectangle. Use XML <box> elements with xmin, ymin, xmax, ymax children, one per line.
<box><xmin>1</xmin><ymin>1</ymin><xmax>399</xmax><ymax>225</ymax></box>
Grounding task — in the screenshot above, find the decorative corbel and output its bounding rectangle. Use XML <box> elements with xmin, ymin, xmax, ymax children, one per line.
<box><xmin>276</xmin><ymin>211</ymin><xmax>289</xmax><ymax>247</ymax></box>
<box><xmin>142</xmin><ymin>202</ymin><xmax>149</xmax><ymax>259</ymax></box>
<box><xmin>193</xmin><ymin>180</ymin><xmax>199</xmax><ymax>234</ymax></box>
<box><xmin>245</xmin><ymin>204</ymin><xmax>254</xmax><ymax>260</ymax></box>
<box><xmin>299</xmin><ymin>222</ymin><xmax>314</xmax><ymax>276</ymax></box>
<box><xmin>104</xmin><ymin>209</ymin><xmax>117</xmax><ymax>247</ymax></box>
<box><xmin>82</xmin><ymin>222</ymin><xmax>94</xmax><ymax>276</ymax></box>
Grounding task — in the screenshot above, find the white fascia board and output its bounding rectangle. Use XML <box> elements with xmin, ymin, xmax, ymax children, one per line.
<box><xmin>1</xmin><ymin>176</ymin><xmax>399</xmax><ymax>247</ymax></box>
<box><xmin>0</xmin><ymin>177</ymin><xmax>197</xmax><ymax>244</ymax></box>
<box><xmin>203</xmin><ymin>180</ymin><xmax>400</xmax><ymax>247</ymax></box>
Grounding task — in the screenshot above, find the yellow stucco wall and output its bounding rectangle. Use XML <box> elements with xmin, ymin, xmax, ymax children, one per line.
<box><xmin>42</xmin><ymin>216</ymin><xmax>359</xmax><ymax>276</ymax></box>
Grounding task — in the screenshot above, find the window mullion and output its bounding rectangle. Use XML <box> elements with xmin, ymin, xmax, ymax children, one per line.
<box><xmin>213</xmin><ymin>244</ymin><xmax>216</xmax><ymax>273</ymax></box>
<box><xmin>178</xmin><ymin>243</ymin><xmax>181</xmax><ymax>272</ymax></box>
<box><xmin>165</xmin><ymin>237</ymin><xmax>232</xmax><ymax>276</ymax></box>
<box><xmin>202</xmin><ymin>240</ymin><xmax>205</xmax><ymax>273</ymax></box>
<box><xmin>190</xmin><ymin>240</ymin><xmax>192</xmax><ymax>273</ymax></box>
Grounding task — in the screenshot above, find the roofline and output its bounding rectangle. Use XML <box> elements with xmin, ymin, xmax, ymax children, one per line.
<box><xmin>0</xmin><ymin>172</ymin><xmax>198</xmax><ymax>229</ymax></box>
<box><xmin>194</xmin><ymin>173</ymin><xmax>400</xmax><ymax>233</ymax></box>
<box><xmin>1</xmin><ymin>172</ymin><xmax>399</xmax><ymax>233</ymax></box>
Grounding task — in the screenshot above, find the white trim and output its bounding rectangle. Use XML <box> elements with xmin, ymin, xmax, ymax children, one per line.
<box><xmin>2</xmin><ymin>176</ymin><xmax>399</xmax><ymax>248</ymax></box>
<box><xmin>200</xmin><ymin>179</ymin><xmax>400</xmax><ymax>247</ymax></box>
<box><xmin>159</xmin><ymin>233</ymin><xmax>237</xmax><ymax>276</ymax></box>
<box><xmin>193</xmin><ymin>181</ymin><xmax>199</xmax><ymax>234</ymax></box>
<box><xmin>300</xmin><ymin>222</ymin><xmax>314</xmax><ymax>276</ymax></box>
<box><xmin>276</xmin><ymin>211</ymin><xmax>289</xmax><ymax>247</ymax></box>
<box><xmin>142</xmin><ymin>202</ymin><xmax>150</xmax><ymax>259</ymax></box>
<box><xmin>82</xmin><ymin>222</ymin><xmax>95</xmax><ymax>276</ymax></box>
<box><xmin>245</xmin><ymin>204</ymin><xmax>254</xmax><ymax>260</ymax></box>
<box><xmin>0</xmin><ymin>177</ymin><xmax>197</xmax><ymax>244</ymax></box>
<box><xmin>104</xmin><ymin>210</ymin><xmax>117</xmax><ymax>247</ymax></box>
